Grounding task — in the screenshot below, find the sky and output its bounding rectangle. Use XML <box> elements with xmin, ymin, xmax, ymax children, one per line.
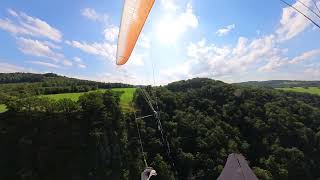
<box><xmin>0</xmin><ymin>0</ymin><xmax>319</xmax><ymax>85</ymax></box>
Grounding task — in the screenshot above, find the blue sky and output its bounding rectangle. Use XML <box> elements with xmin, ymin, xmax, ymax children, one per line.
<box><xmin>0</xmin><ymin>0</ymin><xmax>319</xmax><ymax>85</ymax></box>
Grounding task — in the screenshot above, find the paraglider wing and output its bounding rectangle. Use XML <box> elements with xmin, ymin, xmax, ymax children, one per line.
<box><xmin>116</xmin><ymin>0</ymin><xmax>155</xmax><ymax>65</ymax></box>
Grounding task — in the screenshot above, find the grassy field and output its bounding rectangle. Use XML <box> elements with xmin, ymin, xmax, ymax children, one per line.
<box><xmin>40</xmin><ymin>92</ymin><xmax>86</xmax><ymax>101</ymax></box>
<box><xmin>0</xmin><ymin>104</ymin><xmax>7</xmax><ymax>113</ymax></box>
<box><xmin>278</xmin><ymin>87</ymin><xmax>320</xmax><ymax>96</ymax></box>
<box><xmin>41</xmin><ymin>88</ymin><xmax>136</xmax><ymax>111</ymax></box>
<box><xmin>111</xmin><ymin>88</ymin><xmax>136</xmax><ymax>111</ymax></box>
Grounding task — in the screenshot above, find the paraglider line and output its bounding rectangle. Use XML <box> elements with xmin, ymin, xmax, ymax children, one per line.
<box><xmin>296</xmin><ymin>0</ymin><xmax>320</xmax><ymax>19</ymax></box>
<box><xmin>134</xmin><ymin>112</ymin><xmax>149</xmax><ymax>168</ymax></box>
<box><xmin>312</xmin><ymin>0</ymin><xmax>320</xmax><ymax>14</ymax></box>
<box><xmin>135</xmin><ymin>114</ymin><xmax>154</xmax><ymax>120</ymax></box>
<box><xmin>280</xmin><ymin>0</ymin><xmax>320</xmax><ymax>29</ymax></box>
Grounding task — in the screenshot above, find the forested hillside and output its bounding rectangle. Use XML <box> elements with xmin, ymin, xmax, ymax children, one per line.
<box><xmin>0</xmin><ymin>73</ymin><xmax>132</xmax><ymax>97</ymax></box>
<box><xmin>1</xmin><ymin>78</ymin><xmax>320</xmax><ymax>180</ymax></box>
<box><xmin>236</xmin><ymin>80</ymin><xmax>320</xmax><ymax>88</ymax></box>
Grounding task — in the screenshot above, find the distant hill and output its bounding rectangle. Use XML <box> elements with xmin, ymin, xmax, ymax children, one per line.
<box><xmin>235</xmin><ymin>80</ymin><xmax>320</xmax><ymax>88</ymax></box>
<box><xmin>0</xmin><ymin>72</ymin><xmax>133</xmax><ymax>96</ymax></box>
<box><xmin>0</xmin><ymin>72</ymin><xmax>129</xmax><ymax>86</ymax></box>
<box><xmin>0</xmin><ymin>72</ymin><xmax>58</xmax><ymax>84</ymax></box>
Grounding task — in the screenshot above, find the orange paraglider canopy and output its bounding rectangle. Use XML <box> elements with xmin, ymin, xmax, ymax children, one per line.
<box><xmin>116</xmin><ymin>0</ymin><xmax>155</xmax><ymax>65</ymax></box>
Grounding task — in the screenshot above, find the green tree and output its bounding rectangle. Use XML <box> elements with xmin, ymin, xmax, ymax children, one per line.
<box><xmin>151</xmin><ymin>154</ymin><xmax>175</xmax><ymax>180</ymax></box>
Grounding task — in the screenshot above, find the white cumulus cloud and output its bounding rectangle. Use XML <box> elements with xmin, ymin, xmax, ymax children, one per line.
<box><xmin>66</xmin><ymin>40</ymin><xmax>116</xmax><ymax>62</ymax></box>
<box><xmin>103</xmin><ymin>25</ymin><xmax>119</xmax><ymax>42</ymax></box>
<box><xmin>81</xmin><ymin>8</ymin><xmax>108</xmax><ymax>23</ymax></box>
<box><xmin>17</xmin><ymin>38</ymin><xmax>74</xmax><ymax>68</ymax></box>
<box><xmin>0</xmin><ymin>62</ymin><xmax>26</xmax><ymax>73</ymax></box>
<box><xmin>138</xmin><ymin>34</ymin><xmax>151</xmax><ymax>49</ymax></box>
<box><xmin>73</xmin><ymin>57</ymin><xmax>87</xmax><ymax>69</ymax></box>
<box><xmin>258</xmin><ymin>56</ymin><xmax>287</xmax><ymax>72</ymax></box>
<box><xmin>304</xmin><ymin>66</ymin><xmax>320</xmax><ymax>79</ymax></box>
<box><xmin>216</xmin><ymin>24</ymin><xmax>236</xmax><ymax>37</ymax></box>
<box><xmin>276</xmin><ymin>0</ymin><xmax>315</xmax><ymax>42</ymax></box>
<box><xmin>259</xmin><ymin>48</ymin><xmax>320</xmax><ymax>72</ymax></box>
<box><xmin>289</xmin><ymin>49</ymin><xmax>320</xmax><ymax>64</ymax></box>
<box><xmin>73</xmin><ymin>57</ymin><xmax>83</xmax><ymax>63</ymax></box>
<box><xmin>29</xmin><ymin>61</ymin><xmax>61</xmax><ymax>68</ymax></box>
<box><xmin>0</xmin><ymin>9</ymin><xmax>62</xmax><ymax>42</ymax></box>
<box><xmin>63</xmin><ymin>60</ymin><xmax>73</xmax><ymax>66</ymax></box>
<box><xmin>161</xmin><ymin>0</ymin><xmax>178</xmax><ymax>11</ymax></box>
<box><xmin>126</xmin><ymin>51</ymin><xmax>146</xmax><ymax>66</ymax></box>
<box><xmin>156</xmin><ymin>2</ymin><xmax>198</xmax><ymax>44</ymax></box>
<box><xmin>162</xmin><ymin>34</ymin><xmax>284</xmax><ymax>81</ymax></box>
<box><xmin>78</xmin><ymin>64</ymin><xmax>87</xmax><ymax>69</ymax></box>
<box><xmin>17</xmin><ymin>37</ymin><xmax>64</xmax><ymax>62</ymax></box>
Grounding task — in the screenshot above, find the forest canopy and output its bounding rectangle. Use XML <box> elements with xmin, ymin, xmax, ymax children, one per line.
<box><xmin>0</xmin><ymin>78</ymin><xmax>320</xmax><ymax>180</ymax></box>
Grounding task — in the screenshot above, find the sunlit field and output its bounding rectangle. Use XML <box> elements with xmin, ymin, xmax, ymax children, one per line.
<box><xmin>111</xmin><ymin>88</ymin><xmax>136</xmax><ymax>111</ymax></box>
<box><xmin>278</xmin><ymin>87</ymin><xmax>320</xmax><ymax>96</ymax></box>
<box><xmin>0</xmin><ymin>104</ymin><xmax>7</xmax><ymax>113</ymax></box>
<box><xmin>40</xmin><ymin>88</ymin><xmax>136</xmax><ymax>111</ymax></box>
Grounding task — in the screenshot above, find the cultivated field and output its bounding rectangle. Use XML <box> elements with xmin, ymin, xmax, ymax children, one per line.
<box><xmin>278</xmin><ymin>87</ymin><xmax>320</xmax><ymax>95</ymax></box>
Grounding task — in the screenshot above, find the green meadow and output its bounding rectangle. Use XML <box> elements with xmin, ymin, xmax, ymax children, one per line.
<box><xmin>0</xmin><ymin>88</ymin><xmax>136</xmax><ymax>113</ymax></box>
<box><xmin>277</xmin><ymin>87</ymin><xmax>320</xmax><ymax>96</ymax></box>
<box><xmin>111</xmin><ymin>88</ymin><xmax>136</xmax><ymax>111</ymax></box>
<box><xmin>41</xmin><ymin>88</ymin><xmax>136</xmax><ymax>111</ymax></box>
<box><xmin>0</xmin><ymin>104</ymin><xmax>7</xmax><ymax>113</ymax></box>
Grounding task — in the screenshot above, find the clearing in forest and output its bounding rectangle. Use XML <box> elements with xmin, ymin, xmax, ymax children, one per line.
<box><xmin>40</xmin><ymin>88</ymin><xmax>136</xmax><ymax>111</ymax></box>
<box><xmin>277</xmin><ymin>87</ymin><xmax>320</xmax><ymax>96</ymax></box>
<box><xmin>0</xmin><ymin>104</ymin><xmax>7</xmax><ymax>113</ymax></box>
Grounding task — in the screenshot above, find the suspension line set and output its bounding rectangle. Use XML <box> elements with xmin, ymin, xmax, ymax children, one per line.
<box><xmin>134</xmin><ymin>88</ymin><xmax>177</xmax><ymax>177</ymax></box>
